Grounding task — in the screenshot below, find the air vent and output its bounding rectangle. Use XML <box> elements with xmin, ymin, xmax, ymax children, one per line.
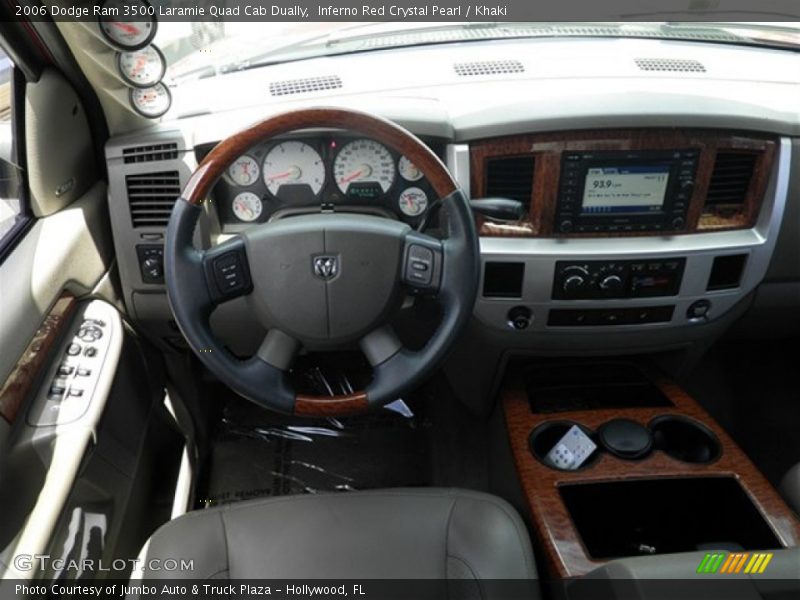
<box><xmin>706</xmin><ymin>152</ymin><xmax>756</xmax><ymax>207</ymax></box>
<box><xmin>635</xmin><ymin>58</ymin><xmax>706</xmax><ymax>73</ymax></box>
<box><xmin>454</xmin><ymin>60</ymin><xmax>524</xmax><ymax>77</ymax></box>
<box><xmin>269</xmin><ymin>75</ymin><xmax>342</xmax><ymax>97</ymax></box>
<box><xmin>485</xmin><ymin>156</ymin><xmax>535</xmax><ymax>205</ymax></box>
<box><xmin>126</xmin><ymin>171</ymin><xmax>181</xmax><ymax>228</ymax></box>
<box><xmin>122</xmin><ymin>143</ymin><xmax>179</xmax><ymax>164</ymax></box>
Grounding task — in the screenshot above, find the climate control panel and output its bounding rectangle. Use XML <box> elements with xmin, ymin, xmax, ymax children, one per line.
<box><xmin>553</xmin><ymin>258</ymin><xmax>685</xmax><ymax>300</ymax></box>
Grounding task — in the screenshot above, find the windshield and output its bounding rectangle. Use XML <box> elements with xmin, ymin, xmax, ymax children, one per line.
<box><xmin>156</xmin><ymin>22</ymin><xmax>800</xmax><ymax>84</ymax></box>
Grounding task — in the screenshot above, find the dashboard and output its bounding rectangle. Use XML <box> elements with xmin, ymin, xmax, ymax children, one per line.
<box><xmin>199</xmin><ymin>134</ymin><xmax>442</xmax><ymax>232</ymax></box>
<box><xmin>102</xmin><ymin>35</ymin><xmax>800</xmax><ymax>370</ymax></box>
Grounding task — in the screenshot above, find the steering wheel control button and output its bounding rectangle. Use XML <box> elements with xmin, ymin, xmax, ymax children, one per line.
<box><xmin>687</xmin><ymin>299</ymin><xmax>712</xmax><ymax>321</ymax></box>
<box><xmin>403</xmin><ymin>241</ymin><xmax>441</xmax><ymax>291</ymax></box>
<box><xmin>206</xmin><ymin>245</ymin><xmax>253</xmax><ymax>302</ymax></box>
<box><xmin>66</xmin><ymin>343</ymin><xmax>82</xmax><ymax>356</ymax></box>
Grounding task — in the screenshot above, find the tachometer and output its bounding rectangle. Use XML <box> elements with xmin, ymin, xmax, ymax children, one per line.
<box><xmin>117</xmin><ymin>45</ymin><xmax>166</xmax><ymax>88</ymax></box>
<box><xmin>398</xmin><ymin>156</ymin><xmax>423</xmax><ymax>182</ymax></box>
<box><xmin>129</xmin><ymin>83</ymin><xmax>171</xmax><ymax>118</ymax></box>
<box><xmin>98</xmin><ymin>1</ymin><xmax>157</xmax><ymax>51</ymax></box>
<box><xmin>263</xmin><ymin>141</ymin><xmax>325</xmax><ymax>197</ymax></box>
<box><xmin>398</xmin><ymin>187</ymin><xmax>429</xmax><ymax>217</ymax></box>
<box><xmin>232</xmin><ymin>192</ymin><xmax>263</xmax><ymax>222</ymax></box>
<box><xmin>334</xmin><ymin>139</ymin><xmax>395</xmax><ymax>195</ymax></box>
<box><xmin>226</xmin><ymin>155</ymin><xmax>260</xmax><ymax>187</ymax></box>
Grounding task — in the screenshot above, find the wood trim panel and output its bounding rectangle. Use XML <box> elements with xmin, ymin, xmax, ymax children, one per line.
<box><xmin>502</xmin><ymin>369</ymin><xmax>800</xmax><ymax>578</ymax></box>
<box><xmin>471</xmin><ymin>129</ymin><xmax>776</xmax><ymax>238</ymax></box>
<box><xmin>294</xmin><ymin>391</ymin><xmax>369</xmax><ymax>416</ymax></box>
<box><xmin>0</xmin><ymin>292</ymin><xmax>77</xmax><ymax>423</ymax></box>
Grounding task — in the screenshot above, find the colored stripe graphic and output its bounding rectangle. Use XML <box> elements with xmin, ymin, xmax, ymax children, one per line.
<box><xmin>757</xmin><ymin>553</ymin><xmax>773</xmax><ymax>573</ymax></box>
<box><xmin>696</xmin><ymin>552</ymin><xmax>773</xmax><ymax>575</ymax></box>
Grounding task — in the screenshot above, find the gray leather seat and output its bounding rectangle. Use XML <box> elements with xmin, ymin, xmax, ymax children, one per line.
<box><xmin>139</xmin><ymin>488</ymin><xmax>537</xmax><ymax>589</ymax></box>
<box><xmin>779</xmin><ymin>463</ymin><xmax>800</xmax><ymax>516</ymax></box>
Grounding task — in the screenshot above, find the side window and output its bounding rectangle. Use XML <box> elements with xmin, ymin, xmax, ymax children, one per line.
<box><xmin>0</xmin><ymin>45</ymin><xmax>25</xmax><ymax>245</ymax></box>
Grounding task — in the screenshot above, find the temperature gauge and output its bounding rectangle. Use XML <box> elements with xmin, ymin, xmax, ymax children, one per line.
<box><xmin>398</xmin><ymin>156</ymin><xmax>423</xmax><ymax>182</ymax></box>
<box><xmin>130</xmin><ymin>83</ymin><xmax>171</xmax><ymax>118</ymax></box>
<box><xmin>117</xmin><ymin>45</ymin><xmax>165</xmax><ymax>88</ymax></box>
<box><xmin>398</xmin><ymin>187</ymin><xmax>428</xmax><ymax>217</ymax></box>
<box><xmin>98</xmin><ymin>1</ymin><xmax>157</xmax><ymax>51</ymax></box>
<box><xmin>232</xmin><ymin>192</ymin><xmax>263</xmax><ymax>222</ymax></box>
<box><xmin>226</xmin><ymin>155</ymin><xmax>260</xmax><ymax>187</ymax></box>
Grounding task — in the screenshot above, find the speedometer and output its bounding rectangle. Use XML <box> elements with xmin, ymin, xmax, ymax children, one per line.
<box><xmin>334</xmin><ymin>139</ymin><xmax>395</xmax><ymax>195</ymax></box>
<box><xmin>263</xmin><ymin>141</ymin><xmax>325</xmax><ymax>197</ymax></box>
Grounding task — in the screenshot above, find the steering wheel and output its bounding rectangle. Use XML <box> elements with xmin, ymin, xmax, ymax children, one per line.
<box><xmin>164</xmin><ymin>108</ymin><xmax>479</xmax><ymax>416</ymax></box>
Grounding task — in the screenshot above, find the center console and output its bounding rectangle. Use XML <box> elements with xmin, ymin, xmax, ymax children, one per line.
<box><xmin>501</xmin><ymin>362</ymin><xmax>800</xmax><ymax>578</ymax></box>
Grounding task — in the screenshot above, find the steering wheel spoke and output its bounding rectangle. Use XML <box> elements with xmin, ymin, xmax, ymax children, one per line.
<box><xmin>201</xmin><ymin>237</ymin><xmax>253</xmax><ymax>305</ymax></box>
<box><xmin>360</xmin><ymin>325</ymin><xmax>403</xmax><ymax>367</ymax></box>
<box><xmin>401</xmin><ymin>230</ymin><xmax>443</xmax><ymax>295</ymax></box>
<box><xmin>257</xmin><ymin>329</ymin><xmax>302</xmax><ymax>371</ymax></box>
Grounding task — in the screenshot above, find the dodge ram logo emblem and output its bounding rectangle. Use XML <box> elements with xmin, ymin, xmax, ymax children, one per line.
<box><xmin>313</xmin><ymin>256</ymin><xmax>338</xmax><ymax>280</ymax></box>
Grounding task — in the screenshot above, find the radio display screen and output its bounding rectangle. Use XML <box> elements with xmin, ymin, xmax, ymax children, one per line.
<box><xmin>581</xmin><ymin>165</ymin><xmax>670</xmax><ymax>215</ymax></box>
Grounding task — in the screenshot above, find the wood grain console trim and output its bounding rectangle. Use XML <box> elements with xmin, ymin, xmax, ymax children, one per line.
<box><xmin>0</xmin><ymin>292</ymin><xmax>77</xmax><ymax>423</ymax></box>
<box><xmin>502</xmin><ymin>369</ymin><xmax>800</xmax><ymax>578</ymax></box>
<box><xmin>471</xmin><ymin>129</ymin><xmax>776</xmax><ymax>238</ymax></box>
<box><xmin>294</xmin><ymin>391</ymin><xmax>369</xmax><ymax>417</ymax></box>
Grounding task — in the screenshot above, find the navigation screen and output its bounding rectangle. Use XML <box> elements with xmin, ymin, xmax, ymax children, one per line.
<box><xmin>581</xmin><ymin>165</ymin><xmax>670</xmax><ymax>214</ymax></box>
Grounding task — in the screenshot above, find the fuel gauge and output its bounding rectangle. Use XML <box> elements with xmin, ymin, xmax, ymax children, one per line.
<box><xmin>398</xmin><ymin>156</ymin><xmax>423</xmax><ymax>182</ymax></box>
<box><xmin>232</xmin><ymin>192</ymin><xmax>263</xmax><ymax>222</ymax></box>
<box><xmin>226</xmin><ymin>155</ymin><xmax>260</xmax><ymax>187</ymax></box>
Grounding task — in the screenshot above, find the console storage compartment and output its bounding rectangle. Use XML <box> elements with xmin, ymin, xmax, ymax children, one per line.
<box><xmin>560</xmin><ymin>477</ymin><xmax>781</xmax><ymax>559</ymax></box>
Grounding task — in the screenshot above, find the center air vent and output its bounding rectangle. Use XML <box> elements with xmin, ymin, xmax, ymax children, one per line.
<box><xmin>122</xmin><ymin>143</ymin><xmax>179</xmax><ymax>164</ymax></box>
<box><xmin>269</xmin><ymin>75</ymin><xmax>342</xmax><ymax>96</ymax></box>
<box><xmin>485</xmin><ymin>156</ymin><xmax>535</xmax><ymax>205</ymax></box>
<box><xmin>454</xmin><ymin>60</ymin><xmax>524</xmax><ymax>77</ymax></box>
<box><xmin>634</xmin><ymin>58</ymin><xmax>706</xmax><ymax>73</ymax></box>
<box><xmin>126</xmin><ymin>171</ymin><xmax>181</xmax><ymax>228</ymax></box>
<box><xmin>706</xmin><ymin>152</ymin><xmax>757</xmax><ymax>208</ymax></box>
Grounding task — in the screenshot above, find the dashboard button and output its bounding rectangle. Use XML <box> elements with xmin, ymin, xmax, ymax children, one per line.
<box><xmin>57</xmin><ymin>364</ymin><xmax>75</xmax><ymax>377</ymax></box>
<box><xmin>48</xmin><ymin>384</ymin><xmax>66</xmax><ymax>399</ymax></box>
<box><xmin>67</xmin><ymin>388</ymin><xmax>84</xmax><ymax>398</ymax></box>
<box><xmin>84</xmin><ymin>346</ymin><xmax>98</xmax><ymax>358</ymax></box>
<box><xmin>76</xmin><ymin>367</ymin><xmax>91</xmax><ymax>377</ymax></box>
<box><xmin>77</xmin><ymin>325</ymin><xmax>103</xmax><ymax>342</ymax></box>
<box><xmin>66</xmin><ymin>343</ymin><xmax>81</xmax><ymax>356</ymax></box>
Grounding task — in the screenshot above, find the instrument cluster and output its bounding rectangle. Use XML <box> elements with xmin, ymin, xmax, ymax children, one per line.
<box><xmin>204</xmin><ymin>134</ymin><xmax>441</xmax><ymax>230</ymax></box>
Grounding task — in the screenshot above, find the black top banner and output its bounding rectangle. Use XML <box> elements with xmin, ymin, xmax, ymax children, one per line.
<box><xmin>13</xmin><ymin>0</ymin><xmax>800</xmax><ymax>22</ymax></box>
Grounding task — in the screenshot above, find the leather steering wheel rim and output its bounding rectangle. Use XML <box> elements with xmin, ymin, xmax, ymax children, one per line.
<box><xmin>164</xmin><ymin>108</ymin><xmax>479</xmax><ymax>416</ymax></box>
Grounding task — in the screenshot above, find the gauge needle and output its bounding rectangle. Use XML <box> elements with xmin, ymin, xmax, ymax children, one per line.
<box><xmin>340</xmin><ymin>169</ymin><xmax>364</xmax><ymax>184</ymax></box>
<box><xmin>267</xmin><ymin>167</ymin><xmax>300</xmax><ymax>182</ymax></box>
<box><xmin>112</xmin><ymin>22</ymin><xmax>139</xmax><ymax>34</ymax></box>
<box><xmin>235</xmin><ymin>201</ymin><xmax>253</xmax><ymax>218</ymax></box>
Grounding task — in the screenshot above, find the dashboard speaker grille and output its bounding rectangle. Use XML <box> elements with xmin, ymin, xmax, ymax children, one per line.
<box><xmin>454</xmin><ymin>60</ymin><xmax>525</xmax><ymax>76</ymax></box>
<box><xmin>122</xmin><ymin>143</ymin><xmax>179</xmax><ymax>164</ymax></box>
<box><xmin>269</xmin><ymin>75</ymin><xmax>342</xmax><ymax>96</ymax></box>
<box><xmin>706</xmin><ymin>152</ymin><xmax>756</xmax><ymax>207</ymax></box>
<box><xmin>634</xmin><ymin>58</ymin><xmax>706</xmax><ymax>72</ymax></box>
<box><xmin>485</xmin><ymin>155</ymin><xmax>535</xmax><ymax>204</ymax></box>
<box><xmin>126</xmin><ymin>171</ymin><xmax>181</xmax><ymax>228</ymax></box>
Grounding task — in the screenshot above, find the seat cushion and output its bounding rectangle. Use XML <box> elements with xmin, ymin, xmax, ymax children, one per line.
<box><xmin>139</xmin><ymin>488</ymin><xmax>537</xmax><ymax>583</ymax></box>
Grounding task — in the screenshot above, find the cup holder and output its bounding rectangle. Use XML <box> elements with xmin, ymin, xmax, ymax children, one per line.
<box><xmin>529</xmin><ymin>421</ymin><xmax>600</xmax><ymax>472</ymax></box>
<box><xmin>650</xmin><ymin>415</ymin><xmax>721</xmax><ymax>464</ymax></box>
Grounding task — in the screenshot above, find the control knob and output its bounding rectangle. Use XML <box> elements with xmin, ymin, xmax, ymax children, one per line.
<box><xmin>142</xmin><ymin>257</ymin><xmax>163</xmax><ymax>280</ymax></box>
<box><xmin>599</xmin><ymin>274</ymin><xmax>624</xmax><ymax>292</ymax></box>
